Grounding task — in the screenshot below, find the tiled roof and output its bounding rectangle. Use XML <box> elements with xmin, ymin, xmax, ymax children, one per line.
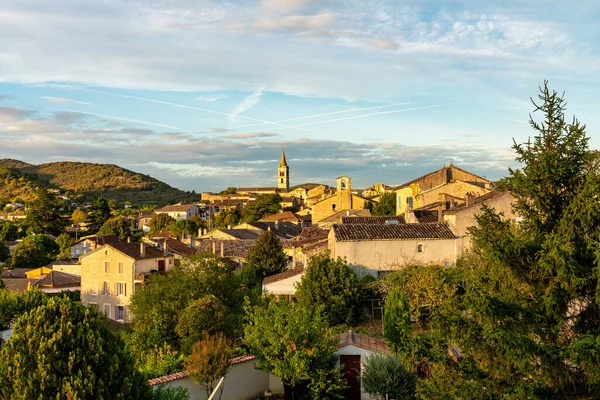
<box><xmin>391</xmin><ymin>163</ymin><xmax>491</xmax><ymax>191</ymax></box>
<box><xmin>243</xmin><ymin>221</ymin><xmax>302</xmax><ymax>239</ymax></box>
<box><xmin>46</xmin><ymin>261</ymin><xmax>80</xmax><ymax>267</ymax></box>
<box><xmin>303</xmin><ymin>240</ymin><xmax>328</xmax><ymax>257</ymax></box>
<box><xmin>338</xmin><ymin>330</ymin><xmax>389</xmax><ymax>354</ymax></box>
<box><xmin>1</xmin><ymin>268</ymin><xmax>34</xmax><ymax>278</ymax></box>
<box><xmin>149</xmin><ymin>231</ymin><xmax>174</xmax><ymax>239</ymax></box>
<box><xmin>260</xmin><ymin>211</ymin><xmax>305</xmax><ymax>223</ymax></box>
<box><xmin>1</xmin><ymin>278</ymin><xmax>37</xmax><ymax>293</ymax></box>
<box><xmin>290</xmin><ymin>183</ymin><xmax>325</xmax><ymax>191</ymax></box>
<box><xmin>342</xmin><ymin>216</ymin><xmax>405</xmax><ymax>224</ymax></box>
<box><xmin>219</xmin><ymin>229</ymin><xmax>262</xmax><ymax>240</ymax></box>
<box><xmin>36</xmin><ymin>271</ymin><xmax>80</xmax><ymax>288</ymax></box>
<box><xmin>194</xmin><ymin>239</ymin><xmax>256</xmax><ymax>258</ymax></box>
<box><xmin>263</xmin><ymin>267</ymin><xmax>304</xmax><ymax>285</ymax></box>
<box><xmin>155</xmin><ymin>204</ymin><xmax>196</xmax><ymax>213</ymax></box>
<box><xmin>444</xmin><ymin>190</ymin><xmax>510</xmax><ymax>214</ymax></box>
<box><xmin>209</xmin><ymin>200</ymin><xmax>246</xmax><ymax>207</ymax></box>
<box><xmin>148</xmin><ymin>355</ymin><xmax>256</xmax><ymax>386</ymax></box>
<box><xmin>292</xmin><ymin>226</ymin><xmax>329</xmax><ymax>245</ymax></box>
<box><xmin>139</xmin><ymin>211</ymin><xmax>155</xmax><ymax>218</ymax></box>
<box><xmin>82</xmin><ymin>243</ymin><xmax>168</xmax><ymax>261</ymax></box>
<box><xmin>332</xmin><ymin>222</ymin><xmax>455</xmax><ymax>241</ymax></box>
<box><xmin>72</xmin><ymin>235</ymin><xmax>122</xmax><ymax>247</ymax></box>
<box><xmin>318</xmin><ymin>209</ymin><xmax>372</xmax><ymax>225</ymax></box>
<box><xmin>236</xmin><ymin>187</ymin><xmax>277</xmax><ymax>193</ymax></box>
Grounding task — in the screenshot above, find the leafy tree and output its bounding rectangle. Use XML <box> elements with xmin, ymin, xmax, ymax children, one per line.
<box><xmin>241</xmin><ymin>194</ymin><xmax>282</xmax><ymax>222</ymax></box>
<box><xmin>71</xmin><ymin>209</ymin><xmax>88</xmax><ymax>224</ymax></box>
<box><xmin>382</xmin><ymin>287</ymin><xmax>412</xmax><ymax>354</ymax></box>
<box><xmin>175</xmin><ymin>295</ymin><xmax>231</xmax><ymax>354</ymax></box>
<box><xmin>296</xmin><ymin>252</ymin><xmax>361</xmax><ymax>326</ymax></box>
<box><xmin>244</xmin><ymin>298</ymin><xmax>337</xmax><ymax>397</ymax></box>
<box><xmin>149</xmin><ymin>384</ymin><xmax>189</xmax><ymax>400</ymax></box>
<box><xmin>361</xmin><ymin>353</ymin><xmax>416</xmax><ymax>400</ymax></box>
<box><xmin>108</xmin><ymin>199</ymin><xmax>120</xmax><ymax>210</ymax></box>
<box><xmin>185</xmin><ymin>333</ymin><xmax>233</xmax><ymax>400</ymax></box>
<box><xmin>212</xmin><ymin>209</ymin><xmax>241</xmax><ymax>229</ymax></box>
<box><xmin>134</xmin><ymin>342</ymin><xmax>185</xmax><ymax>380</ymax></box>
<box><xmin>218</xmin><ymin>187</ymin><xmax>237</xmax><ymax>195</ymax></box>
<box><xmin>55</xmin><ymin>232</ymin><xmax>74</xmax><ymax>260</ymax></box>
<box><xmin>11</xmin><ymin>235</ymin><xmax>59</xmax><ymax>269</ymax></box>
<box><xmin>87</xmin><ymin>197</ymin><xmax>112</xmax><ymax>232</ymax></box>
<box><xmin>0</xmin><ymin>296</ymin><xmax>150</xmax><ymax>399</ymax></box>
<box><xmin>307</xmin><ymin>363</ymin><xmax>348</xmax><ymax>400</ymax></box>
<box><xmin>149</xmin><ymin>213</ymin><xmax>176</xmax><ymax>233</ymax></box>
<box><xmin>0</xmin><ymin>242</ymin><xmax>9</xmax><ymax>263</ymax></box>
<box><xmin>25</xmin><ymin>188</ymin><xmax>65</xmax><ymax>235</ymax></box>
<box><xmin>170</xmin><ymin>219</ymin><xmax>198</xmax><ymax>239</ymax></box>
<box><xmin>372</xmin><ymin>192</ymin><xmax>396</xmax><ymax>216</ymax></box>
<box><xmin>98</xmin><ymin>217</ymin><xmax>132</xmax><ymax>240</ymax></box>
<box><xmin>242</xmin><ymin>231</ymin><xmax>287</xmax><ymax>288</ymax></box>
<box><xmin>0</xmin><ymin>222</ymin><xmax>19</xmax><ymax>241</ymax></box>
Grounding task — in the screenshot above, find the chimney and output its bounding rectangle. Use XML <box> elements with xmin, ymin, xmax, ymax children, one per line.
<box><xmin>437</xmin><ymin>203</ymin><xmax>443</xmax><ymax>222</ymax></box>
<box><xmin>465</xmin><ymin>193</ymin><xmax>475</xmax><ymax>207</ymax></box>
<box><xmin>274</xmin><ymin>220</ymin><xmax>279</xmax><ymax>229</ymax></box>
<box><xmin>346</xmin><ymin>210</ymin><xmax>350</xmax><ymax>216</ymax></box>
<box><xmin>268</xmin><ymin>226</ymin><xmax>271</xmax><ymax>232</ymax></box>
<box><xmin>190</xmin><ymin>237</ymin><xmax>196</xmax><ymax>248</ymax></box>
<box><xmin>127</xmin><ymin>237</ymin><xmax>131</xmax><ymax>243</ymax></box>
<box><xmin>227</xmin><ymin>225</ymin><xmax>231</xmax><ymax>230</ymax></box>
<box><xmin>212</xmin><ymin>241</ymin><xmax>216</xmax><ymax>255</ymax></box>
<box><xmin>140</xmin><ymin>242</ymin><xmax>146</xmax><ymax>257</ymax></box>
<box><xmin>220</xmin><ymin>242</ymin><xmax>224</xmax><ymax>258</ymax></box>
<box><xmin>405</xmin><ymin>207</ymin><xmax>417</xmax><ymax>224</ymax></box>
<box><xmin>163</xmin><ymin>240</ymin><xmax>168</xmax><ymax>257</ymax></box>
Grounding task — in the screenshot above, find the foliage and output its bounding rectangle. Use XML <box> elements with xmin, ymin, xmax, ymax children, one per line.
<box><xmin>0</xmin><ymin>296</ymin><xmax>150</xmax><ymax>399</ymax></box>
<box><xmin>98</xmin><ymin>217</ymin><xmax>132</xmax><ymax>240</ymax></box>
<box><xmin>218</xmin><ymin>187</ymin><xmax>237</xmax><ymax>195</ymax></box>
<box><xmin>25</xmin><ymin>188</ymin><xmax>66</xmax><ymax>235</ymax></box>
<box><xmin>308</xmin><ymin>362</ymin><xmax>348</xmax><ymax>400</ymax></box>
<box><xmin>361</xmin><ymin>353</ymin><xmax>416</xmax><ymax>400</ymax></box>
<box><xmin>175</xmin><ymin>295</ymin><xmax>231</xmax><ymax>354</ymax></box>
<box><xmin>212</xmin><ymin>209</ymin><xmax>241</xmax><ymax>230</ymax></box>
<box><xmin>11</xmin><ymin>234</ymin><xmax>59</xmax><ymax>269</ymax></box>
<box><xmin>149</xmin><ymin>384</ymin><xmax>190</xmax><ymax>400</ymax></box>
<box><xmin>55</xmin><ymin>232</ymin><xmax>74</xmax><ymax>260</ymax></box>
<box><xmin>0</xmin><ymin>165</ymin><xmax>46</xmax><ymax>203</ymax></box>
<box><xmin>244</xmin><ymin>298</ymin><xmax>336</xmax><ymax>390</ymax></box>
<box><xmin>87</xmin><ymin>197</ymin><xmax>112</xmax><ymax>232</ymax></box>
<box><xmin>71</xmin><ymin>209</ymin><xmax>88</xmax><ymax>224</ymax></box>
<box><xmin>241</xmin><ymin>194</ymin><xmax>282</xmax><ymax>222</ymax></box>
<box><xmin>0</xmin><ymin>221</ymin><xmax>20</xmax><ymax>241</ymax></box>
<box><xmin>169</xmin><ymin>219</ymin><xmax>198</xmax><ymax>239</ymax></box>
<box><xmin>383</xmin><ymin>287</ymin><xmax>411</xmax><ymax>354</ymax></box>
<box><xmin>150</xmin><ymin>213</ymin><xmax>177</xmax><ymax>233</ymax></box>
<box><xmin>372</xmin><ymin>192</ymin><xmax>396</xmax><ymax>216</ymax></box>
<box><xmin>0</xmin><ymin>242</ymin><xmax>9</xmax><ymax>263</ymax></box>
<box><xmin>133</xmin><ymin>342</ymin><xmax>186</xmax><ymax>380</ymax></box>
<box><xmin>296</xmin><ymin>252</ymin><xmax>361</xmax><ymax>326</ymax></box>
<box><xmin>243</xmin><ymin>231</ymin><xmax>287</xmax><ymax>288</ymax></box>
<box><xmin>185</xmin><ymin>333</ymin><xmax>233</xmax><ymax>399</ymax></box>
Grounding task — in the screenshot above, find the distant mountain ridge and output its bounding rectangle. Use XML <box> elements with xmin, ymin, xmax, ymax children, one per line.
<box><xmin>0</xmin><ymin>159</ymin><xmax>196</xmax><ymax>205</ymax></box>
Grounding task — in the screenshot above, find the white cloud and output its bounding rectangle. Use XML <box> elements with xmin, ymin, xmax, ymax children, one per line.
<box><xmin>43</xmin><ymin>96</ymin><xmax>91</xmax><ymax>105</ymax></box>
<box><xmin>229</xmin><ymin>87</ymin><xmax>265</xmax><ymax>122</ymax></box>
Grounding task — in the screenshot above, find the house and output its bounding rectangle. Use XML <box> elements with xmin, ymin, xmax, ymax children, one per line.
<box><xmin>443</xmin><ymin>190</ymin><xmax>516</xmax><ymax>255</ymax></box>
<box><xmin>316</xmin><ymin>208</ymin><xmax>372</xmax><ymax>229</ymax></box>
<box><xmin>262</xmin><ymin>267</ymin><xmax>305</xmax><ymax>301</ymax></box>
<box><xmin>233</xmin><ymin>221</ymin><xmax>302</xmax><ymax>240</ymax></box>
<box><xmin>311</xmin><ymin>175</ymin><xmax>374</xmax><ymax>223</ymax></box>
<box><xmin>328</xmin><ymin>222</ymin><xmax>457</xmax><ymax>273</ymax></box>
<box><xmin>154</xmin><ymin>204</ymin><xmax>200</xmax><ymax>221</ymax></box>
<box><xmin>70</xmin><ymin>235</ymin><xmax>123</xmax><ymax>259</ymax></box>
<box><xmin>200</xmin><ymin>229</ymin><xmax>262</xmax><ymax>241</ymax></box>
<box><xmin>259</xmin><ymin>211</ymin><xmax>310</xmax><ymax>227</ymax></box>
<box><xmin>47</xmin><ymin>260</ymin><xmax>81</xmax><ymax>276</ymax></box>
<box><xmin>205</xmin><ymin>200</ymin><xmax>245</xmax><ymax>219</ymax></box>
<box><xmin>392</xmin><ymin>162</ymin><xmax>493</xmax><ymax>215</ymax></box>
<box><xmin>143</xmin><ymin>237</ymin><xmax>197</xmax><ymax>262</ymax></box>
<box><xmin>282</xmin><ymin>226</ymin><xmax>329</xmax><ymax>268</ymax></box>
<box><xmin>138</xmin><ymin>211</ymin><xmax>155</xmax><ymax>232</ymax></box>
<box><xmin>80</xmin><ymin>242</ymin><xmax>175</xmax><ymax>322</ymax></box>
<box><xmin>193</xmin><ymin>239</ymin><xmax>257</xmax><ymax>271</ymax></box>
<box><xmin>1</xmin><ymin>269</ymin><xmax>80</xmax><ymax>294</ymax></box>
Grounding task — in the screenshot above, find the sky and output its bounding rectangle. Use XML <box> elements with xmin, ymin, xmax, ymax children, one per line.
<box><xmin>0</xmin><ymin>0</ymin><xmax>598</xmax><ymax>192</ymax></box>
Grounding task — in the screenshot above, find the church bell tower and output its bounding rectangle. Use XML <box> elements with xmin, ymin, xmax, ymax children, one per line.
<box><xmin>277</xmin><ymin>149</ymin><xmax>290</xmax><ymax>192</ymax></box>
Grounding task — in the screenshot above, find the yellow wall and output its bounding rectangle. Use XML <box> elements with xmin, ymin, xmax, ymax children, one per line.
<box><xmin>25</xmin><ymin>267</ymin><xmax>53</xmax><ymax>278</ymax></box>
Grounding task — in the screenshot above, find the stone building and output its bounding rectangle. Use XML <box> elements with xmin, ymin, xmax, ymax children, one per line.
<box><xmin>311</xmin><ymin>175</ymin><xmax>373</xmax><ymax>223</ymax></box>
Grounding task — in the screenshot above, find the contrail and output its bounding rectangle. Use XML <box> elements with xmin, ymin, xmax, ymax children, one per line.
<box><xmin>230</xmin><ymin>101</ymin><xmax>412</xmax><ymax>130</ymax></box>
<box><xmin>294</xmin><ymin>104</ymin><xmax>445</xmax><ymax>127</ymax></box>
<box><xmin>67</xmin><ymin>109</ymin><xmax>191</xmax><ymax>132</ymax></box>
<box><xmin>72</xmin><ymin>87</ymin><xmax>318</xmax><ymax>133</ymax></box>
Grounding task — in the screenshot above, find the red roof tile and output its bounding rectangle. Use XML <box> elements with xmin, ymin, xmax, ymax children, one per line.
<box><xmin>263</xmin><ymin>267</ymin><xmax>304</xmax><ymax>285</ymax></box>
<box><xmin>332</xmin><ymin>222</ymin><xmax>455</xmax><ymax>241</ymax></box>
<box><xmin>338</xmin><ymin>330</ymin><xmax>389</xmax><ymax>354</ymax></box>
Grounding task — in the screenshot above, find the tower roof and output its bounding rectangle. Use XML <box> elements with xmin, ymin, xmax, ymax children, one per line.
<box><xmin>279</xmin><ymin>149</ymin><xmax>288</xmax><ymax>167</ymax></box>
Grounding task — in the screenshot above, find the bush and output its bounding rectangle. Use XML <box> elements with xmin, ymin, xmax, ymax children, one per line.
<box><xmin>361</xmin><ymin>353</ymin><xmax>416</xmax><ymax>400</ymax></box>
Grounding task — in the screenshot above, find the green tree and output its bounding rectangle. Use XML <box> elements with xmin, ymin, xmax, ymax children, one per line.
<box><xmin>55</xmin><ymin>232</ymin><xmax>74</xmax><ymax>260</ymax></box>
<box><xmin>296</xmin><ymin>252</ymin><xmax>361</xmax><ymax>326</ymax></box>
<box><xmin>242</xmin><ymin>231</ymin><xmax>287</xmax><ymax>288</ymax></box>
<box><xmin>25</xmin><ymin>188</ymin><xmax>65</xmax><ymax>235</ymax></box>
<box><xmin>98</xmin><ymin>217</ymin><xmax>132</xmax><ymax>240</ymax></box>
<box><xmin>149</xmin><ymin>213</ymin><xmax>176</xmax><ymax>233</ymax></box>
<box><xmin>0</xmin><ymin>296</ymin><xmax>150</xmax><ymax>399</ymax></box>
<box><xmin>11</xmin><ymin>235</ymin><xmax>59</xmax><ymax>269</ymax></box>
<box><xmin>361</xmin><ymin>353</ymin><xmax>416</xmax><ymax>400</ymax></box>
<box><xmin>244</xmin><ymin>298</ymin><xmax>337</xmax><ymax>397</ymax></box>
<box><xmin>108</xmin><ymin>199</ymin><xmax>120</xmax><ymax>210</ymax></box>
<box><xmin>241</xmin><ymin>194</ymin><xmax>282</xmax><ymax>222</ymax></box>
<box><xmin>212</xmin><ymin>209</ymin><xmax>241</xmax><ymax>229</ymax></box>
<box><xmin>0</xmin><ymin>242</ymin><xmax>10</xmax><ymax>263</ymax></box>
<box><xmin>170</xmin><ymin>219</ymin><xmax>198</xmax><ymax>239</ymax></box>
<box><xmin>149</xmin><ymin>384</ymin><xmax>189</xmax><ymax>400</ymax></box>
<box><xmin>175</xmin><ymin>295</ymin><xmax>231</xmax><ymax>354</ymax></box>
<box><xmin>71</xmin><ymin>209</ymin><xmax>88</xmax><ymax>224</ymax></box>
<box><xmin>218</xmin><ymin>187</ymin><xmax>237</xmax><ymax>195</ymax></box>
<box><xmin>382</xmin><ymin>287</ymin><xmax>412</xmax><ymax>354</ymax></box>
<box><xmin>185</xmin><ymin>333</ymin><xmax>232</xmax><ymax>400</ymax></box>
<box><xmin>372</xmin><ymin>192</ymin><xmax>396</xmax><ymax>216</ymax></box>
<box><xmin>0</xmin><ymin>221</ymin><xmax>19</xmax><ymax>241</ymax></box>
<box><xmin>87</xmin><ymin>197</ymin><xmax>112</xmax><ymax>232</ymax></box>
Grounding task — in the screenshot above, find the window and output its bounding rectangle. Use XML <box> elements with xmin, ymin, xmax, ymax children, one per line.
<box><xmin>281</xmin><ymin>178</ymin><xmax>284</xmax><ymax>183</ymax></box>
<box><xmin>118</xmin><ymin>262</ymin><xmax>124</xmax><ymax>275</ymax></box>
<box><xmin>104</xmin><ymin>261</ymin><xmax>110</xmax><ymax>274</ymax></box>
<box><xmin>417</xmin><ymin>243</ymin><xmax>424</xmax><ymax>253</ymax></box>
<box><xmin>103</xmin><ymin>281</ymin><xmax>110</xmax><ymax>295</ymax></box>
<box><xmin>332</xmin><ymin>203</ymin><xmax>336</xmax><ymax>211</ymax></box>
<box><xmin>116</xmin><ymin>282</ymin><xmax>126</xmax><ymax>297</ymax></box>
<box><xmin>90</xmin><ymin>280</ymin><xmax>97</xmax><ymax>295</ymax></box>
<box><xmin>407</xmin><ymin>197</ymin><xmax>414</xmax><ymax>208</ymax></box>
<box><xmin>103</xmin><ymin>304</ymin><xmax>111</xmax><ymax>318</ymax></box>
<box><xmin>116</xmin><ymin>306</ymin><xmax>126</xmax><ymax>321</ymax></box>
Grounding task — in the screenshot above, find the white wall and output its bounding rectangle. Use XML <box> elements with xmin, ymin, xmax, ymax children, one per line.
<box><xmin>337</xmin><ymin>345</ymin><xmax>379</xmax><ymax>400</ymax></box>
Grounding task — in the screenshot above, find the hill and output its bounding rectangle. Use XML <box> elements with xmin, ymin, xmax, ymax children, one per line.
<box><xmin>0</xmin><ymin>159</ymin><xmax>197</xmax><ymax>205</ymax></box>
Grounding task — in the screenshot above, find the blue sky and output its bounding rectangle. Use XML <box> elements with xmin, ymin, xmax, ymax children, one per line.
<box><xmin>0</xmin><ymin>0</ymin><xmax>598</xmax><ymax>192</ymax></box>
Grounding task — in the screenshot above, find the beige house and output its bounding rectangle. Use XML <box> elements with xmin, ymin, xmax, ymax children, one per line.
<box><xmin>80</xmin><ymin>242</ymin><xmax>174</xmax><ymax>322</ymax></box>
<box><xmin>154</xmin><ymin>204</ymin><xmax>200</xmax><ymax>221</ymax></box>
<box><xmin>70</xmin><ymin>235</ymin><xmax>122</xmax><ymax>259</ymax></box>
<box><xmin>328</xmin><ymin>222</ymin><xmax>457</xmax><ymax>273</ymax></box>
<box><xmin>311</xmin><ymin>175</ymin><xmax>373</xmax><ymax>223</ymax></box>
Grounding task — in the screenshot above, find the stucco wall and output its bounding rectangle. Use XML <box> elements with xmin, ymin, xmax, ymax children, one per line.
<box><xmin>418</xmin><ymin>180</ymin><xmax>490</xmax><ymax>207</ymax></box>
<box><xmin>51</xmin><ymin>264</ymin><xmax>81</xmax><ymax>276</ymax></box>
<box><xmin>152</xmin><ymin>360</ymin><xmax>282</xmax><ymax>400</ymax></box>
<box><xmin>331</xmin><ymin>238</ymin><xmax>456</xmax><ymax>270</ymax></box>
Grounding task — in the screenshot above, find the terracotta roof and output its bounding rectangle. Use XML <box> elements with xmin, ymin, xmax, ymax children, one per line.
<box><xmin>209</xmin><ymin>200</ymin><xmax>245</xmax><ymax>207</ymax></box>
<box><xmin>194</xmin><ymin>239</ymin><xmax>256</xmax><ymax>258</ymax></box>
<box><xmin>150</xmin><ymin>238</ymin><xmax>197</xmax><ymax>256</ymax></box>
<box><xmin>81</xmin><ymin>243</ymin><xmax>169</xmax><ymax>261</ymax></box>
<box><xmin>139</xmin><ymin>211</ymin><xmax>155</xmax><ymax>218</ymax></box>
<box><xmin>303</xmin><ymin>240</ymin><xmax>328</xmax><ymax>257</ymax></box>
<box><xmin>263</xmin><ymin>267</ymin><xmax>304</xmax><ymax>285</ymax></box>
<box><xmin>46</xmin><ymin>261</ymin><xmax>80</xmax><ymax>267</ymax></box>
<box><xmin>236</xmin><ymin>187</ymin><xmax>277</xmax><ymax>193</ymax></box>
<box><xmin>149</xmin><ymin>231</ymin><xmax>174</xmax><ymax>239</ymax></box>
<box><xmin>1</xmin><ymin>268</ymin><xmax>34</xmax><ymax>278</ymax></box>
<box><xmin>260</xmin><ymin>211</ymin><xmax>305</xmax><ymax>223</ymax></box>
<box><xmin>444</xmin><ymin>190</ymin><xmax>511</xmax><ymax>214</ymax></box>
<box><xmin>318</xmin><ymin>209</ymin><xmax>372</xmax><ymax>225</ymax></box>
<box><xmin>243</xmin><ymin>221</ymin><xmax>302</xmax><ymax>239</ymax></box>
<box><xmin>391</xmin><ymin>163</ymin><xmax>491</xmax><ymax>191</ymax></box>
<box><xmin>332</xmin><ymin>222</ymin><xmax>456</xmax><ymax>241</ymax></box>
<box><xmin>292</xmin><ymin>226</ymin><xmax>329</xmax><ymax>245</ymax></box>
<box><xmin>148</xmin><ymin>355</ymin><xmax>256</xmax><ymax>386</ymax></box>
<box><xmin>1</xmin><ymin>278</ymin><xmax>38</xmax><ymax>293</ymax></box>
<box><xmin>218</xmin><ymin>229</ymin><xmax>262</xmax><ymax>240</ymax></box>
<box><xmin>36</xmin><ymin>271</ymin><xmax>80</xmax><ymax>288</ymax></box>
<box><xmin>341</xmin><ymin>216</ymin><xmax>405</xmax><ymax>225</ymax></box>
<box><xmin>155</xmin><ymin>204</ymin><xmax>197</xmax><ymax>213</ymax></box>
<box><xmin>290</xmin><ymin>183</ymin><xmax>326</xmax><ymax>191</ymax></box>
<box><xmin>338</xmin><ymin>330</ymin><xmax>389</xmax><ymax>354</ymax></box>
<box><xmin>72</xmin><ymin>235</ymin><xmax>122</xmax><ymax>247</ymax></box>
